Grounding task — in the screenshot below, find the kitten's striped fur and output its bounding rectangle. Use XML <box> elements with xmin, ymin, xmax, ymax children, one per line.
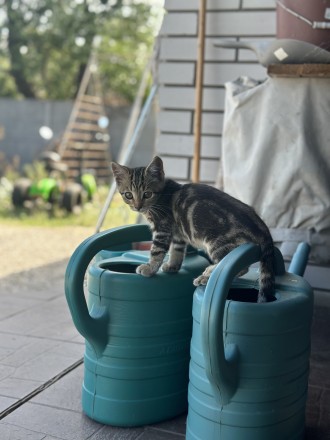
<box><xmin>111</xmin><ymin>156</ymin><xmax>275</xmax><ymax>303</ymax></box>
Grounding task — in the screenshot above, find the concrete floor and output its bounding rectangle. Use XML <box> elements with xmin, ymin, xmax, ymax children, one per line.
<box><xmin>0</xmin><ymin>259</ymin><xmax>329</xmax><ymax>440</ymax></box>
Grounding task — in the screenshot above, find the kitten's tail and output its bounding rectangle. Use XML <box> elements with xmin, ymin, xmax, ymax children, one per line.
<box><xmin>258</xmin><ymin>241</ymin><xmax>275</xmax><ymax>303</ymax></box>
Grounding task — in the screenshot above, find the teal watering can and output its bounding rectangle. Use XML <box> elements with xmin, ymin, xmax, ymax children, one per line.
<box><xmin>64</xmin><ymin>224</ymin><xmax>209</xmax><ymax>427</ymax></box>
<box><xmin>186</xmin><ymin>243</ymin><xmax>313</xmax><ymax>440</ymax></box>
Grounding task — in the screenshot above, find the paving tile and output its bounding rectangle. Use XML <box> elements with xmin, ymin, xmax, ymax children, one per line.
<box><xmin>0</xmin><ymin>263</ymin><xmax>65</xmax><ymax>302</ymax></box>
<box><xmin>88</xmin><ymin>425</ymin><xmax>144</xmax><ymax>439</ymax></box>
<box><xmin>0</xmin><ymin>295</ymin><xmax>43</xmax><ymax>321</ymax></box>
<box><xmin>49</xmin><ymin>341</ymin><xmax>84</xmax><ymax>359</ymax></box>
<box><xmin>0</xmin><ymin>395</ymin><xmax>17</xmax><ymax>412</ymax></box>
<box><xmin>309</xmin><ymin>355</ymin><xmax>330</xmax><ymax>389</ymax></box>
<box><xmin>306</xmin><ymin>377</ymin><xmax>330</xmax><ymax>438</ymax></box>
<box><xmin>0</xmin><ymin>339</ymin><xmax>61</xmax><ymax>368</ymax></box>
<box><xmin>0</xmin><ymin>347</ymin><xmax>14</xmax><ymax>361</ymax></box>
<box><xmin>32</xmin><ymin>364</ymin><xmax>84</xmax><ymax>412</ymax></box>
<box><xmin>151</xmin><ymin>414</ymin><xmax>187</xmax><ymax>435</ymax></box>
<box><xmin>2</xmin><ymin>402</ymin><xmax>102</xmax><ymax>440</ymax></box>
<box><xmin>42</xmin><ymin>437</ymin><xmax>74</xmax><ymax>440</ymax></box>
<box><xmin>0</xmin><ymin>423</ymin><xmax>46</xmax><ymax>440</ymax></box>
<box><xmin>138</xmin><ymin>428</ymin><xmax>185</xmax><ymax>439</ymax></box>
<box><xmin>0</xmin><ymin>365</ymin><xmax>16</xmax><ymax>381</ymax></box>
<box><xmin>319</xmin><ymin>389</ymin><xmax>330</xmax><ymax>431</ymax></box>
<box><xmin>0</xmin><ymin>376</ymin><xmax>42</xmax><ymax>399</ymax></box>
<box><xmin>31</xmin><ymin>320</ymin><xmax>80</xmax><ymax>341</ymax></box>
<box><xmin>0</xmin><ymin>333</ymin><xmax>34</xmax><ymax>350</ymax></box>
<box><xmin>311</xmin><ymin>307</ymin><xmax>330</xmax><ymax>354</ymax></box>
<box><xmin>0</xmin><ymin>308</ymin><xmax>53</xmax><ymax>336</ymax></box>
<box><xmin>12</xmin><ymin>351</ymin><xmax>78</xmax><ymax>382</ymax></box>
<box><xmin>0</xmin><ymin>340</ymin><xmax>82</xmax><ymax>406</ymax></box>
<box><xmin>0</xmin><ymin>297</ymin><xmax>80</xmax><ymax>342</ymax></box>
<box><xmin>70</xmin><ymin>333</ymin><xmax>85</xmax><ymax>344</ymax></box>
<box><xmin>42</xmin><ymin>437</ymin><xmax>71</xmax><ymax>440</ymax></box>
<box><xmin>29</xmin><ymin>297</ymin><xmax>80</xmax><ymax>341</ymax></box>
<box><xmin>306</xmin><ymin>386</ymin><xmax>323</xmax><ymax>428</ymax></box>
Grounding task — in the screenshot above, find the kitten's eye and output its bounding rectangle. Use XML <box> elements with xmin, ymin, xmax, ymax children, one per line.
<box><xmin>143</xmin><ymin>191</ymin><xmax>153</xmax><ymax>199</ymax></box>
<box><xmin>124</xmin><ymin>192</ymin><xmax>133</xmax><ymax>200</ymax></box>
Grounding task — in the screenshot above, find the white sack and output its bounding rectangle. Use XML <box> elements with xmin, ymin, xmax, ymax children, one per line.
<box><xmin>220</xmin><ymin>76</ymin><xmax>330</xmax><ymax>264</ymax></box>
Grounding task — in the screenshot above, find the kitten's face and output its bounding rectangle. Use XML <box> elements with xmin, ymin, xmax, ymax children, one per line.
<box><xmin>111</xmin><ymin>156</ymin><xmax>165</xmax><ymax>213</ymax></box>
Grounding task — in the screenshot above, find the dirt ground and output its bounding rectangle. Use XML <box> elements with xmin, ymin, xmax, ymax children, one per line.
<box><xmin>0</xmin><ymin>225</ymin><xmax>95</xmax><ymax>278</ymax></box>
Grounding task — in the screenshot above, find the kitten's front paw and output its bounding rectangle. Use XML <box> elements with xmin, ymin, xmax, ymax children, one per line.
<box><xmin>136</xmin><ymin>263</ymin><xmax>156</xmax><ymax>277</ymax></box>
<box><xmin>161</xmin><ymin>262</ymin><xmax>180</xmax><ymax>273</ymax></box>
<box><xmin>193</xmin><ymin>274</ymin><xmax>209</xmax><ymax>286</ymax></box>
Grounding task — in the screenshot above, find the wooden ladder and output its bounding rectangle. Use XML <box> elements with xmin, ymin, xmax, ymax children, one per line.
<box><xmin>57</xmin><ymin>53</ymin><xmax>112</xmax><ymax>183</ymax></box>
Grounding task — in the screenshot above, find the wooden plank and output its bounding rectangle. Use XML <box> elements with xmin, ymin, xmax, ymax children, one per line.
<box><xmin>61</xmin><ymin>151</ymin><xmax>110</xmax><ymax>160</ymax></box>
<box><xmin>66</xmin><ymin>141</ymin><xmax>108</xmax><ymax>150</ymax></box>
<box><xmin>78</xmin><ymin>100</ymin><xmax>103</xmax><ymax>113</ymax></box>
<box><xmin>80</xmin><ymin>94</ymin><xmax>102</xmax><ymax>104</ymax></box>
<box><xmin>62</xmin><ymin>147</ymin><xmax>106</xmax><ymax>156</ymax></box>
<box><xmin>83</xmin><ymin>152</ymin><xmax>110</xmax><ymax>159</ymax></box>
<box><xmin>65</xmin><ymin>164</ymin><xmax>111</xmax><ymax>171</ymax></box>
<box><xmin>76</xmin><ymin>110</ymin><xmax>103</xmax><ymax>121</ymax></box>
<box><xmin>61</xmin><ymin>158</ymin><xmax>110</xmax><ymax>167</ymax></box>
<box><xmin>70</xmin><ymin>121</ymin><xmax>101</xmax><ymax>131</ymax></box>
<box><xmin>66</xmin><ymin>132</ymin><xmax>93</xmax><ymax>141</ymax></box>
<box><xmin>268</xmin><ymin>64</ymin><xmax>330</xmax><ymax>78</ymax></box>
<box><xmin>66</xmin><ymin>168</ymin><xmax>111</xmax><ymax>179</ymax></box>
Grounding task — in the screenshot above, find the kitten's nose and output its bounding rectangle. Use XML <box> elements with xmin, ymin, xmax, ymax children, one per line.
<box><xmin>134</xmin><ymin>202</ymin><xmax>143</xmax><ymax>211</ymax></box>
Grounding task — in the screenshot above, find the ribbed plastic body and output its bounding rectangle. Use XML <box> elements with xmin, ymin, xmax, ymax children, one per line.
<box><xmin>83</xmin><ymin>252</ymin><xmax>209</xmax><ymax>426</ymax></box>
<box><xmin>187</xmin><ymin>270</ymin><xmax>313</xmax><ymax>440</ymax></box>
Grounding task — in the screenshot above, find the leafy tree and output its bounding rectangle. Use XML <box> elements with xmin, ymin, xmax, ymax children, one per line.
<box><xmin>0</xmin><ymin>0</ymin><xmax>162</xmax><ymax>102</ymax></box>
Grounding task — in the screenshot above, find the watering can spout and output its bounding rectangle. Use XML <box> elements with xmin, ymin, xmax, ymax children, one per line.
<box><xmin>288</xmin><ymin>242</ymin><xmax>310</xmax><ymax>276</ymax></box>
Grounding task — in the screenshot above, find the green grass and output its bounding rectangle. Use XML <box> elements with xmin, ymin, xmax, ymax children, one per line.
<box><xmin>0</xmin><ymin>185</ymin><xmax>138</xmax><ymax>229</ymax></box>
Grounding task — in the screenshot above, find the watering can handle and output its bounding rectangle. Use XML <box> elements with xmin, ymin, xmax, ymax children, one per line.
<box><xmin>200</xmin><ymin>243</ymin><xmax>285</xmax><ymax>405</ymax></box>
<box><xmin>64</xmin><ymin>224</ymin><xmax>151</xmax><ymax>357</ymax></box>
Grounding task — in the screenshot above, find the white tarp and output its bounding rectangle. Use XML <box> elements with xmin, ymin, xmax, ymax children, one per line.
<box><xmin>219</xmin><ymin>76</ymin><xmax>330</xmax><ymax>264</ymax></box>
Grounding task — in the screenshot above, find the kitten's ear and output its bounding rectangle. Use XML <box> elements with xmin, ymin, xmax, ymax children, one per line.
<box><xmin>145</xmin><ymin>156</ymin><xmax>164</xmax><ymax>180</ymax></box>
<box><xmin>111</xmin><ymin>162</ymin><xmax>129</xmax><ymax>184</ymax></box>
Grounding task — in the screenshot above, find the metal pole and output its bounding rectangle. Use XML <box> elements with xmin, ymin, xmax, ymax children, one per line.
<box><xmin>95</xmin><ymin>84</ymin><xmax>158</xmax><ymax>233</ymax></box>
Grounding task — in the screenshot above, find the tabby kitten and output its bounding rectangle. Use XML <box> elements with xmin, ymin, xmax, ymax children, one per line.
<box><xmin>111</xmin><ymin>156</ymin><xmax>275</xmax><ymax>303</ymax></box>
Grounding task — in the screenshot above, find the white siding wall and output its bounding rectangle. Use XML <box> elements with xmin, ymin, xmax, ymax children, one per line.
<box><xmin>156</xmin><ymin>0</ymin><xmax>276</xmax><ymax>183</ymax></box>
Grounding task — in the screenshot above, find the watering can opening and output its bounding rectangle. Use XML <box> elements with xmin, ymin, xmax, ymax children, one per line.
<box><xmin>99</xmin><ymin>261</ymin><xmax>139</xmax><ymax>274</ymax></box>
<box><xmin>227</xmin><ymin>288</ymin><xmax>277</xmax><ymax>303</ymax></box>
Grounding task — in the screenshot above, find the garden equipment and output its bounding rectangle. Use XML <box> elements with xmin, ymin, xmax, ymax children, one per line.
<box><xmin>12</xmin><ymin>151</ymin><xmax>97</xmax><ymax>212</ymax></box>
<box><xmin>186</xmin><ymin>242</ymin><xmax>313</xmax><ymax>440</ymax></box>
<box><xmin>65</xmin><ymin>224</ymin><xmax>209</xmax><ymax>426</ymax></box>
